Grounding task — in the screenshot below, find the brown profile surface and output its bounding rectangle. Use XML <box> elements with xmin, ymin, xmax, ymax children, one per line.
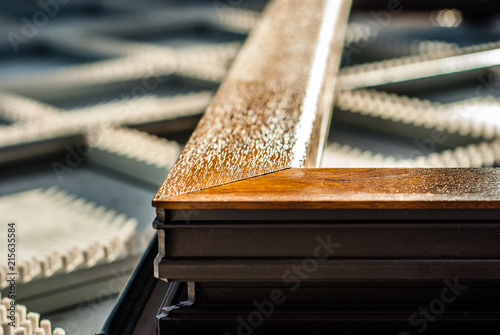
<box><xmin>154</xmin><ymin>0</ymin><xmax>351</xmax><ymax>200</ymax></box>
<box><xmin>153</xmin><ymin>168</ymin><xmax>500</xmax><ymax>210</ymax></box>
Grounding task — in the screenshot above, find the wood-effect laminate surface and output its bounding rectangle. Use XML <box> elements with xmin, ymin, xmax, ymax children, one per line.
<box><xmin>154</xmin><ymin>0</ymin><xmax>351</xmax><ymax>200</ymax></box>
<box><xmin>154</xmin><ymin>168</ymin><xmax>500</xmax><ymax>210</ymax></box>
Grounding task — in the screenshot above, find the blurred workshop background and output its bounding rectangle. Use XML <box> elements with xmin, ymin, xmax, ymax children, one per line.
<box><xmin>1</xmin><ymin>0</ymin><xmax>500</xmax><ymax>334</ymax></box>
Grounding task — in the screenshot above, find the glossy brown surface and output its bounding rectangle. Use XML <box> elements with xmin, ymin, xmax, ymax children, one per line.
<box><xmin>153</xmin><ymin>168</ymin><xmax>500</xmax><ymax>209</ymax></box>
<box><xmin>154</xmin><ymin>0</ymin><xmax>351</xmax><ymax>200</ymax></box>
